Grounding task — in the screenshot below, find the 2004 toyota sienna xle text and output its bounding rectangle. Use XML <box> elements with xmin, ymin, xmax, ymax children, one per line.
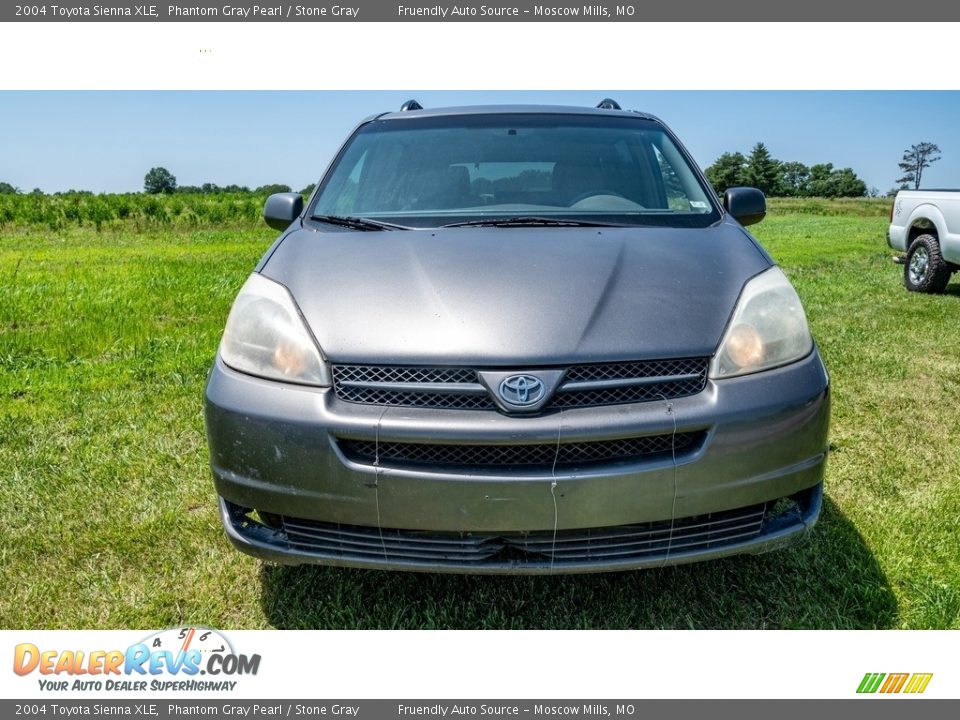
<box><xmin>204</xmin><ymin>101</ymin><xmax>830</xmax><ymax>573</ymax></box>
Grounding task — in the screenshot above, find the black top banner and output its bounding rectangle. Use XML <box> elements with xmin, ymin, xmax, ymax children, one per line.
<box><xmin>2</xmin><ymin>0</ymin><xmax>939</xmax><ymax>21</ymax></box>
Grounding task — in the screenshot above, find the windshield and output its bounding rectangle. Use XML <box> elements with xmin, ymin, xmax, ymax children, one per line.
<box><xmin>310</xmin><ymin>113</ymin><xmax>720</xmax><ymax>229</ymax></box>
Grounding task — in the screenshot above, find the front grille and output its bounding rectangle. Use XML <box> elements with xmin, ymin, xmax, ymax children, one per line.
<box><xmin>551</xmin><ymin>379</ymin><xmax>706</xmax><ymax>408</ymax></box>
<box><xmin>337</xmin><ymin>432</ymin><xmax>703</xmax><ymax>470</ymax></box>
<box><xmin>555</xmin><ymin>357</ymin><xmax>708</xmax><ymax>408</ymax></box>
<box><xmin>334</xmin><ymin>365</ymin><xmax>478</xmax><ymax>385</ymax></box>
<box><xmin>332</xmin><ymin>364</ymin><xmax>496</xmax><ymax>410</ymax></box>
<box><xmin>331</xmin><ymin>357</ymin><xmax>709</xmax><ymax>413</ymax></box>
<box><xmin>337</xmin><ymin>388</ymin><xmax>495</xmax><ymax>410</ymax></box>
<box><xmin>278</xmin><ymin>501</ymin><xmax>769</xmax><ymax>566</ymax></box>
<box><xmin>563</xmin><ymin>357</ymin><xmax>707</xmax><ymax>383</ymax></box>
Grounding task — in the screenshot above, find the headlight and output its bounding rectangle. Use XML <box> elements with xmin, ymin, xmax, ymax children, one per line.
<box><xmin>710</xmin><ymin>267</ymin><xmax>813</xmax><ymax>379</ymax></box>
<box><xmin>219</xmin><ymin>273</ymin><xmax>330</xmax><ymax>386</ymax></box>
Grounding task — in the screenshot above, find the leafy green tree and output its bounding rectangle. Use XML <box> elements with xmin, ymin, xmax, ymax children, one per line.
<box><xmin>806</xmin><ymin>163</ymin><xmax>835</xmax><ymax>197</ymax></box>
<box><xmin>704</xmin><ymin>152</ymin><xmax>746</xmax><ymax>195</ymax></box>
<box><xmin>828</xmin><ymin>168</ymin><xmax>867</xmax><ymax>198</ymax></box>
<box><xmin>776</xmin><ymin>161</ymin><xmax>810</xmax><ymax>197</ymax></box>
<box><xmin>0</xmin><ymin>181</ymin><xmax>19</xmax><ymax>194</ymax></box>
<box><xmin>300</xmin><ymin>183</ymin><xmax>316</xmax><ymax>195</ymax></box>
<box><xmin>897</xmin><ymin>142</ymin><xmax>941</xmax><ymax>189</ymax></box>
<box><xmin>805</xmin><ymin>163</ymin><xmax>866</xmax><ymax>198</ymax></box>
<box><xmin>742</xmin><ymin>143</ymin><xmax>780</xmax><ymax>195</ymax></box>
<box><xmin>144</xmin><ymin>167</ymin><xmax>177</xmax><ymax>194</ymax></box>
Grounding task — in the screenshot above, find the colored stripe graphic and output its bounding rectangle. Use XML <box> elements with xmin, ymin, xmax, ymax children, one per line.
<box><xmin>880</xmin><ymin>673</ymin><xmax>909</xmax><ymax>693</ymax></box>
<box><xmin>857</xmin><ymin>672</ymin><xmax>932</xmax><ymax>694</ymax></box>
<box><xmin>904</xmin><ymin>674</ymin><xmax>933</xmax><ymax>694</ymax></box>
<box><xmin>857</xmin><ymin>673</ymin><xmax>885</xmax><ymax>693</ymax></box>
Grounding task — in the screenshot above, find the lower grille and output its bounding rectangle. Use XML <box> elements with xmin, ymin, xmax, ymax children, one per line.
<box><xmin>338</xmin><ymin>432</ymin><xmax>703</xmax><ymax>470</ymax></box>
<box><xmin>279</xmin><ymin>502</ymin><xmax>769</xmax><ymax>566</ymax></box>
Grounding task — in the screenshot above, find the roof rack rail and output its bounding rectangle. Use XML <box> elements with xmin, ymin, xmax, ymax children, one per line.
<box><xmin>399</xmin><ymin>99</ymin><xmax>423</xmax><ymax>112</ymax></box>
<box><xmin>596</xmin><ymin>98</ymin><xmax>622</xmax><ymax>110</ymax></box>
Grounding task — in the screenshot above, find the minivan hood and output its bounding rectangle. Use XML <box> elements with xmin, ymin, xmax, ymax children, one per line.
<box><xmin>260</xmin><ymin>221</ymin><xmax>771</xmax><ymax>365</ymax></box>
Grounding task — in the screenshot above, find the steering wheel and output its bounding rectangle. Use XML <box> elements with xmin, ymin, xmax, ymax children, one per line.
<box><xmin>568</xmin><ymin>190</ymin><xmax>645</xmax><ymax>210</ymax></box>
<box><xmin>569</xmin><ymin>189</ymin><xmax>628</xmax><ymax>204</ymax></box>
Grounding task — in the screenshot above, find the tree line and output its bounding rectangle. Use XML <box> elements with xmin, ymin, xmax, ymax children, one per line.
<box><xmin>705</xmin><ymin>143</ymin><xmax>870</xmax><ymax>198</ymax></box>
<box><xmin>2</xmin><ymin>144</ymin><xmax>942</xmax><ymax>200</ymax></box>
<box><xmin>143</xmin><ymin>167</ymin><xmax>311</xmax><ymax>196</ymax></box>
<box><xmin>0</xmin><ymin>169</ymin><xmax>310</xmax><ymax>197</ymax></box>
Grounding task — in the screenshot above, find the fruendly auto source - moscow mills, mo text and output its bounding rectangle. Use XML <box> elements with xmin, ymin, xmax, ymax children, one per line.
<box><xmin>397</xmin><ymin>5</ymin><xmax>631</xmax><ymax>17</ymax></box>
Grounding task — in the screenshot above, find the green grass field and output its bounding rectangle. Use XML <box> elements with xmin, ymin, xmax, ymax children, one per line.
<box><xmin>2</xmin><ymin>199</ymin><xmax>958</xmax><ymax>629</ymax></box>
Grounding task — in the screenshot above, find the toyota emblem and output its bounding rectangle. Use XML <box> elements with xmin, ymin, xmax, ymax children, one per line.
<box><xmin>498</xmin><ymin>374</ymin><xmax>545</xmax><ymax>407</ymax></box>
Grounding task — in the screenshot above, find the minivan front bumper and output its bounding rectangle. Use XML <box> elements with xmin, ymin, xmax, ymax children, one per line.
<box><xmin>204</xmin><ymin>349</ymin><xmax>829</xmax><ymax>573</ymax></box>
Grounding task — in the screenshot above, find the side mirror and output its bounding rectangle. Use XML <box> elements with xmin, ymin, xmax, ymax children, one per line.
<box><xmin>263</xmin><ymin>192</ymin><xmax>304</xmax><ymax>231</ymax></box>
<box><xmin>723</xmin><ymin>187</ymin><xmax>766</xmax><ymax>226</ymax></box>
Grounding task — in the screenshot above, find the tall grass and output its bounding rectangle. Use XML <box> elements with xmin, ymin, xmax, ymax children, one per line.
<box><xmin>766</xmin><ymin>196</ymin><xmax>893</xmax><ymax>217</ymax></box>
<box><xmin>0</xmin><ymin>192</ymin><xmax>269</xmax><ymax>232</ymax></box>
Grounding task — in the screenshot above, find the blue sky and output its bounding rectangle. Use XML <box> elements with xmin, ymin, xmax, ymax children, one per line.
<box><xmin>1</xmin><ymin>91</ymin><xmax>958</xmax><ymax>193</ymax></box>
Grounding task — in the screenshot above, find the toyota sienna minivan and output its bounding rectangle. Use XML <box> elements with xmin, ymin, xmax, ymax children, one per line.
<box><xmin>204</xmin><ymin>100</ymin><xmax>830</xmax><ymax>573</ymax></box>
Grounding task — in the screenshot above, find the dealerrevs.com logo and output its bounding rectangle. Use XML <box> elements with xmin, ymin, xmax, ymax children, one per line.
<box><xmin>13</xmin><ymin>627</ymin><xmax>261</xmax><ymax>692</ymax></box>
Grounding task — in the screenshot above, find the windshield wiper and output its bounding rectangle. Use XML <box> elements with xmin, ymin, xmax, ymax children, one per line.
<box><xmin>440</xmin><ymin>216</ymin><xmax>624</xmax><ymax>229</ymax></box>
<box><xmin>310</xmin><ymin>214</ymin><xmax>412</xmax><ymax>231</ymax></box>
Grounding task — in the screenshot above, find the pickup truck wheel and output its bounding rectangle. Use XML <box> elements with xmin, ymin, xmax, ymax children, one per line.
<box><xmin>905</xmin><ymin>234</ymin><xmax>952</xmax><ymax>293</ymax></box>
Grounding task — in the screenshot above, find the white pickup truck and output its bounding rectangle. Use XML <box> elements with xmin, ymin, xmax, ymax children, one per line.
<box><xmin>888</xmin><ymin>189</ymin><xmax>960</xmax><ymax>292</ymax></box>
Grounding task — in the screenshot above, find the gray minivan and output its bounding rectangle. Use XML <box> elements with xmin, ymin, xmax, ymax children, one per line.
<box><xmin>204</xmin><ymin>101</ymin><xmax>830</xmax><ymax>573</ymax></box>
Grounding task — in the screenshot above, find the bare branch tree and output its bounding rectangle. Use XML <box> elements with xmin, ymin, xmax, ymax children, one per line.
<box><xmin>897</xmin><ymin>142</ymin><xmax>941</xmax><ymax>190</ymax></box>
